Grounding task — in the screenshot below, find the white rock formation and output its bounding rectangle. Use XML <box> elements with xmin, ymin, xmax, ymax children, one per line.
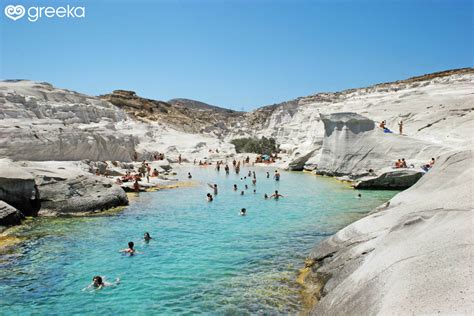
<box><xmin>316</xmin><ymin>112</ymin><xmax>449</xmax><ymax>176</ymax></box>
<box><xmin>237</xmin><ymin>69</ymin><xmax>473</xmax><ymax>169</ymax></box>
<box><xmin>19</xmin><ymin>161</ymin><xmax>129</xmax><ymax>216</ymax></box>
<box><xmin>307</xmin><ymin>149</ymin><xmax>474</xmax><ymax>315</ymax></box>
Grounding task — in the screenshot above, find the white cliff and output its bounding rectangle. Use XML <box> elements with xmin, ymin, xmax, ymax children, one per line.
<box><xmin>306</xmin><ymin>149</ymin><xmax>473</xmax><ymax>315</ymax></box>
<box><xmin>239</xmin><ymin>69</ymin><xmax>473</xmax><ymax>169</ymax></box>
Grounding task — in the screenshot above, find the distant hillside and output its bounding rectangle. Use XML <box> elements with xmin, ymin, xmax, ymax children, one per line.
<box><xmin>99</xmin><ymin>90</ymin><xmax>243</xmax><ymax>135</ymax></box>
<box><xmin>168</xmin><ymin>98</ymin><xmax>241</xmax><ymax>114</ymax></box>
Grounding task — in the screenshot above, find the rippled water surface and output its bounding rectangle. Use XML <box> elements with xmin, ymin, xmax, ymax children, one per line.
<box><xmin>0</xmin><ymin>166</ymin><xmax>398</xmax><ymax>315</ymax></box>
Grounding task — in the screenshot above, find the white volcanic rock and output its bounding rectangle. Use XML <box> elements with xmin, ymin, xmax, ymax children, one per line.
<box><xmin>315</xmin><ymin>112</ymin><xmax>449</xmax><ymax>176</ymax></box>
<box><xmin>237</xmin><ymin>70</ymin><xmax>473</xmax><ymax>168</ymax></box>
<box><xmin>0</xmin><ymin>80</ymin><xmax>137</xmax><ymax>161</ymax></box>
<box><xmin>19</xmin><ymin>161</ymin><xmax>129</xmax><ymax>216</ymax></box>
<box><xmin>309</xmin><ymin>149</ymin><xmax>474</xmax><ymax>315</ymax></box>
<box><xmin>0</xmin><ymin>159</ymin><xmax>39</xmax><ymax>216</ymax></box>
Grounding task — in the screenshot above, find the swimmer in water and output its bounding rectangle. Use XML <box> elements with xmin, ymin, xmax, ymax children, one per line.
<box><xmin>208</xmin><ymin>183</ymin><xmax>218</xmax><ymax>195</ymax></box>
<box><xmin>253</xmin><ymin>189</ymin><xmax>256</xmax><ymax>194</ymax></box>
<box><xmin>85</xmin><ymin>276</ymin><xmax>120</xmax><ymax>291</ymax></box>
<box><xmin>206</xmin><ymin>193</ymin><xmax>214</xmax><ymax>202</ymax></box>
<box><xmin>144</xmin><ymin>232</ymin><xmax>152</xmax><ymax>241</ymax></box>
<box><xmin>264</xmin><ymin>193</ymin><xmax>268</xmax><ymax>199</ymax></box>
<box><xmin>274</xmin><ymin>170</ymin><xmax>281</xmax><ymax>181</ymax></box>
<box><xmin>240</xmin><ymin>208</ymin><xmax>247</xmax><ymax>216</ymax></box>
<box><xmin>266</xmin><ymin>171</ymin><xmax>270</xmax><ymax>178</ymax></box>
<box><xmin>188</xmin><ymin>172</ymin><xmax>192</xmax><ymax>179</ymax></box>
<box><xmin>270</xmin><ymin>190</ymin><xmax>284</xmax><ymax>200</ymax></box>
<box><xmin>233</xmin><ymin>184</ymin><xmax>238</xmax><ymax>191</ymax></box>
<box><xmin>240</xmin><ymin>190</ymin><xmax>245</xmax><ymax>196</ymax></box>
<box><xmin>245</xmin><ymin>184</ymin><xmax>248</xmax><ymax>190</ymax></box>
<box><xmin>357</xmin><ymin>193</ymin><xmax>362</xmax><ymax>198</ymax></box>
<box><xmin>120</xmin><ymin>241</ymin><xmax>136</xmax><ymax>255</ymax></box>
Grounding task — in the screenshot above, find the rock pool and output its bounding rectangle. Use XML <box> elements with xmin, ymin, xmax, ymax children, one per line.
<box><xmin>0</xmin><ymin>167</ymin><xmax>398</xmax><ymax>315</ymax></box>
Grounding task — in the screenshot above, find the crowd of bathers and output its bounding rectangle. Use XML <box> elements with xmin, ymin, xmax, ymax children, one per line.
<box><xmin>87</xmin><ymin>155</ymin><xmax>285</xmax><ymax>290</ymax></box>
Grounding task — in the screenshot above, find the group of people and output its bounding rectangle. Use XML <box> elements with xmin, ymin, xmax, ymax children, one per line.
<box><xmin>204</xmin><ymin>168</ymin><xmax>285</xmax><ymax>216</ymax></box>
<box><xmin>394</xmin><ymin>157</ymin><xmax>435</xmax><ymax>171</ymax></box>
<box><xmin>379</xmin><ymin>120</ymin><xmax>404</xmax><ymax>135</ymax></box>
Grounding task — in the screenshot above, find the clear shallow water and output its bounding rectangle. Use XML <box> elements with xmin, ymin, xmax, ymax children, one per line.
<box><xmin>0</xmin><ymin>167</ymin><xmax>398</xmax><ymax>315</ymax></box>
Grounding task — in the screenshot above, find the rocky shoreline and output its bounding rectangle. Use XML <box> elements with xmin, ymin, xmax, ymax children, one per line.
<box><xmin>300</xmin><ymin>149</ymin><xmax>473</xmax><ymax>314</ymax></box>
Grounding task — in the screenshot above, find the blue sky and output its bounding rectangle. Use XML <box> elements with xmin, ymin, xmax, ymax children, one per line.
<box><xmin>1</xmin><ymin>0</ymin><xmax>472</xmax><ymax>110</ymax></box>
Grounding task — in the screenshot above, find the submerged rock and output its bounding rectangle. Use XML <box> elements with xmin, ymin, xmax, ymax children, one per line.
<box><xmin>354</xmin><ymin>168</ymin><xmax>424</xmax><ymax>190</ymax></box>
<box><xmin>0</xmin><ymin>201</ymin><xmax>24</xmax><ymax>228</ymax></box>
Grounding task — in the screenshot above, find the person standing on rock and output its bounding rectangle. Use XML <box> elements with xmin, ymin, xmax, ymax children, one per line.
<box><xmin>178</xmin><ymin>154</ymin><xmax>182</xmax><ymax>164</ymax></box>
<box><xmin>398</xmin><ymin>120</ymin><xmax>403</xmax><ymax>135</ymax></box>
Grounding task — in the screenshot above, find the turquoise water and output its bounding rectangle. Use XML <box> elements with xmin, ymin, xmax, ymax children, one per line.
<box><xmin>0</xmin><ymin>167</ymin><xmax>398</xmax><ymax>315</ymax></box>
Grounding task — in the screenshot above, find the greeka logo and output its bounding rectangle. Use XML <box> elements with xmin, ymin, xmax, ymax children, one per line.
<box><xmin>4</xmin><ymin>4</ymin><xmax>25</xmax><ymax>20</ymax></box>
<box><xmin>4</xmin><ymin>4</ymin><xmax>85</xmax><ymax>22</ymax></box>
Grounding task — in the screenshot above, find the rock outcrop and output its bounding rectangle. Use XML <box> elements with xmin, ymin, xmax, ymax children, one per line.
<box><xmin>0</xmin><ymin>159</ymin><xmax>40</xmax><ymax>216</ymax></box>
<box><xmin>354</xmin><ymin>168</ymin><xmax>424</xmax><ymax>190</ymax></box>
<box><xmin>306</xmin><ymin>149</ymin><xmax>474</xmax><ymax>315</ymax></box>
<box><xmin>0</xmin><ymin>201</ymin><xmax>24</xmax><ymax>228</ymax></box>
<box><xmin>315</xmin><ymin>113</ymin><xmax>449</xmax><ymax>176</ymax></box>
<box><xmin>21</xmin><ymin>161</ymin><xmax>129</xmax><ymax>216</ymax></box>
<box><xmin>0</xmin><ymin>80</ymin><xmax>137</xmax><ymax>161</ymax></box>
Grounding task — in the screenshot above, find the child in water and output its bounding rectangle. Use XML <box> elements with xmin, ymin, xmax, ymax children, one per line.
<box><xmin>206</xmin><ymin>193</ymin><xmax>214</xmax><ymax>202</ymax></box>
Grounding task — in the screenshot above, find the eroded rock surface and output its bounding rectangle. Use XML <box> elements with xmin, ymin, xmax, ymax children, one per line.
<box><xmin>308</xmin><ymin>149</ymin><xmax>474</xmax><ymax>315</ymax></box>
<box><xmin>0</xmin><ymin>159</ymin><xmax>39</xmax><ymax>216</ymax></box>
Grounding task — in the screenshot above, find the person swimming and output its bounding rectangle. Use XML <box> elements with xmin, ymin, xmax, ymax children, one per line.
<box><xmin>357</xmin><ymin>193</ymin><xmax>362</xmax><ymax>198</ymax></box>
<box><xmin>264</xmin><ymin>193</ymin><xmax>268</xmax><ymax>199</ymax></box>
<box><xmin>233</xmin><ymin>184</ymin><xmax>238</xmax><ymax>191</ymax></box>
<box><xmin>188</xmin><ymin>172</ymin><xmax>192</xmax><ymax>179</ymax></box>
<box><xmin>206</xmin><ymin>193</ymin><xmax>214</xmax><ymax>202</ymax></box>
<box><xmin>245</xmin><ymin>184</ymin><xmax>248</xmax><ymax>190</ymax></box>
<box><xmin>225</xmin><ymin>164</ymin><xmax>230</xmax><ymax>175</ymax></box>
<box><xmin>144</xmin><ymin>232</ymin><xmax>151</xmax><ymax>241</ymax></box>
<box><xmin>85</xmin><ymin>276</ymin><xmax>120</xmax><ymax>291</ymax></box>
<box><xmin>252</xmin><ymin>178</ymin><xmax>256</xmax><ymax>186</ymax></box>
<box><xmin>266</xmin><ymin>171</ymin><xmax>270</xmax><ymax>178</ymax></box>
<box><xmin>240</xmin><ymin>190</ymin><xmax>244</xmax><ymax>195</ymax></box>
<box><xmin>270</xmin><ymin>190</ymin><xmax>284</xmax><ymax>200</ymax></box>
<box><xmin>120</xmin><ymin>241</ymin><xmax>136</xmax><ymax>255</ymax></box>
<box><xmin>240</xmin><ymin>208</ymin><xmax>247</xmax><ymax>216</ymax></box>
<box><xmin>253</xmin><ymin>189</ymin><xmax>256</xmax><ymax>194</ymax></box>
